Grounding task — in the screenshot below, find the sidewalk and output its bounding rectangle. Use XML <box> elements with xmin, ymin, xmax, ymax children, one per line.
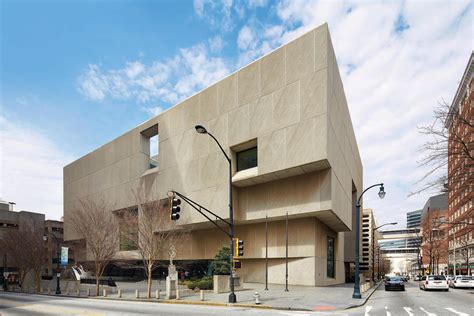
<box><xmin>26</xmin><ymin>279</ymin><xmax>380</xmax><ymax>311</ymax></box>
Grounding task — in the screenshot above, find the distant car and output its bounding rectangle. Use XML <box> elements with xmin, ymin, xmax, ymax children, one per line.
<box><xmin>385</xmin><ymin>276</ymin><xmax>405</xmax><ymax>291</ymax></box>
<box><xmin>414</xmin><ymin>275</ymin><xmax>422</xmax><ymax>281</ymax></box>
<box><xmin>401</xmin><ymin>275</ymin><xmax>408</xmax><ymax>282</ymax></box>
<box><xmin>449</xmin><ymin>275</ymin><xmax>473</xmax><ymax>289</ymax></box>
<box><xmin>419</xmin><ymin>275</ymin><xmax>449</xmax><ymax>291</ymax></box>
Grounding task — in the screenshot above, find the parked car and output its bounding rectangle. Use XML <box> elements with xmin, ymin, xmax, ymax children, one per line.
<box><xmin>419</xmin><ymin>275</ymin><xmax>449</xmax><ymax>291</ymax></box>
<box><xmin>449</xmin><ymin>275</ymin><xmax>473</xmax><ymax>289</ymax></box>
<box><xmin>414</xmin><ymin>275</ymin><xmax>422</xmax><ymax>281</ymax></box>
<box><xmin>385</xmin><ymin>276</ymin><xmax>405</xmax><ymax>291</ymax></box>
<box><xmin>401</xmin><ymin>275</ymin><xmax>409</xmax><ymax>282</ymax></box>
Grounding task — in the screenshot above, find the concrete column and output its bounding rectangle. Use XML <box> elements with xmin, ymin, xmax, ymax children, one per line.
<box><xmin>200</xmin><ymin>290</ymin><xmax>204</xmax><ymax>301</ymax></box>
<box><xmin>135</xmin><ymin>289</ymin><xmax>139</xmax><ymax>298</ymax></box>
<box><xmin>155</xmin><ymin>289</ymin><xmax>160</xmax><ymax>299</ymax></box>
<box><xmin>118</xmin><ymin>289</ymin><xmax>122</xmax><ymax>298</ymax></box>
<box><xmin>103</xmin><ymin>289</ymin><xmax>107</xmax><ymax>297</ymax></box>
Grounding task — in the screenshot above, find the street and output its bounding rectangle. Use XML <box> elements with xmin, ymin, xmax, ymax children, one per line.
<box><xmin>349</xmin><ymin>280</ymin><xmax>473</xmax><ymax>316</ymax></box>
<box><xmin>0</xmin><ymin>281</ymin><xmax>472</xmax><ymax>315</ymax></box>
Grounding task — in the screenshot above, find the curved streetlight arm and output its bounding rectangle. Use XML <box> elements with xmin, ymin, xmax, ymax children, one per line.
<box><xmin>207</xmin><ymin>132</ymin><xmax>231</xmax><ymax>163</ymax></box>
<box><xmin>357</xmin><ymin>183</ymin><xmax>383</xmax><ymax>206</ymax></box>
<box><xmin>373</xmin><ymin>222</ymin><xmax>397</xmax><ymax>231</ymax></box>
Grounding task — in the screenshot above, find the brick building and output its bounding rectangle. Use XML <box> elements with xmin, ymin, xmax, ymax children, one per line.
<box><xmin>447</xmin><ymin>52</ymin><xmax>473</xmax><ymax>275</ymax></box>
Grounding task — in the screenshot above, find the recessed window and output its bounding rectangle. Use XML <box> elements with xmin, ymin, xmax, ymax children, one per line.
<box><xmin>236</xmin><ymin>147</ymin><xmax>257</xmax><ymax>171</ymax></box>
<box><xmin>327</xmin><ymin>237</ymin><xmax>335</xmax><ymax>278</ymax></box>
<box><xmin>141</xmin><ymin>124</ymin><xmax>159</xmax><ymax>169</ymax></box>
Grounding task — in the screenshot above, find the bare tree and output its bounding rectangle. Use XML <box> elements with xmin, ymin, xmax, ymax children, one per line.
<box><xmin>413</xmin><ymin>100</ymin><xmax>473</xmax><ymax>195</ymax></box>
<box><xmin>70</xmin><ymin>199</ymin><xmax>119</xmax><ymax>296</ymax></box>
<box><xmin>421</xmin><ymin>211</ymin><xmax>449</xmax><ymax>274</ymax></box>
<box><xmin>119</xmin><ymin>190</ymin><xmax>190</xmax><ymax>299</ymax></box>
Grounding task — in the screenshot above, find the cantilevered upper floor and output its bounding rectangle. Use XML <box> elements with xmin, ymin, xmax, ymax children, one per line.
<box><xmin>63</xmin><ymin>23</ymin><xmax>362</xmax><ymax>241</ymax></box>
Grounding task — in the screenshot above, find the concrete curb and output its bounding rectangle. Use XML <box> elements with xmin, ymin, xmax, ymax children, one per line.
<box><xmin>345</xmin><ymin>281</ymin><xmax>383</xmax><ymax>309</ymax></box>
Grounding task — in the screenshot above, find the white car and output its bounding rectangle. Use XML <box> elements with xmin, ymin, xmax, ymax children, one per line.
<box><xmin>419</xmin><ymin>275</ymin><xmax>449</xmax><ymax>291</ymax></box>
<box><xmin>449</xmin><ymin>275</ymin><xmax>473</xmax><ymax>289</ymax></box>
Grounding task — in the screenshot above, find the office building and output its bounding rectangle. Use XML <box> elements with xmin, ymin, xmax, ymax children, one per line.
<box><xmin>447</xmin><ymin>52</ymin><xmax>473</xmax><ymax>275</ymax></box>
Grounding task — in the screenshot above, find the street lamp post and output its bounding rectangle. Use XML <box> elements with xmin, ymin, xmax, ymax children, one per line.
<box><xmin>195</xmin><ymin>125</ymin><xmax>236</xmax><ymax>303</ymax></box>
<box><xmin>43</xmin><ymin>233</ymin><xmax>61</xmax><ymax>295</ymax></box>
<box><xmin>353</xmin><ymin>183</ymin><xmax>386</xmax><ymax>299</ymax></box>
<box><xmin>372</xmin><ymin>222</ymin><xmax>397</xmax><ymax>282</ymax></box>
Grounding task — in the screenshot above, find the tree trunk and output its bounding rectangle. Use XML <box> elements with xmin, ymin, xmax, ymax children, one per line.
<box><xmin>95</xmin><ymin>262</ymin><xmax>101</xmax><ymax>296</ymax></box>
<box><xmin>147</xmin><ymin>273</ymin><xmax>152</xmax><ymax>299</ymax></box>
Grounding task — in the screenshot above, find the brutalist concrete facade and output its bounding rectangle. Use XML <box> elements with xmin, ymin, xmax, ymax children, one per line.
<box><xmin>64</xmin><ymin>23</ymin><xmax>363</xmax><ymax>286</ymax></box>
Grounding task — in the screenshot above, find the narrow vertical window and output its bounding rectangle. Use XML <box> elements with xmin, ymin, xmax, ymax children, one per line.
<box><xmin>327</xmin><ymin>236</ymin><xmax>335</xmax><ymax>278</ymax></box>
<box><xmin>141</xmin><ymin>124</ymin><xmax>159</xmax><ymax>169</ymax></box>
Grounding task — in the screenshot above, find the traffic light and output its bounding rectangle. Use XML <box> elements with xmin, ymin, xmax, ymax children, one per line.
<box><xmin>233</xmin><ymin>238</ymin><xmax>244</xmax><ymax>257</ymax></box>
<box><xmin>170</xmin><ymin>197</ymin><xmax>181</xmax><ymax>221</ymax></box>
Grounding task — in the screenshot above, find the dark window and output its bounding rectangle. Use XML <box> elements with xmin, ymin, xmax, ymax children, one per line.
<box><xmin>237</xmin><ymin>147</ymin><xmax>257</xmax><ymax>171</ymax></box>
<box><xmin>327</xmin><ymin>237</ymin><xmax>335</xmax><ymax>278</ymax></box>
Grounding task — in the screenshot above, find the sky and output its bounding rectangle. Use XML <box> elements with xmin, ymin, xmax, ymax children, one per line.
<box><xmin>0</xmin><ymin>0</ymin><xmax>472</xmax><ymax>226</ymax></box>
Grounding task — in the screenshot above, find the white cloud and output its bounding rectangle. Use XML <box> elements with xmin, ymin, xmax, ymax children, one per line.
<box><xmin>237</xmin><ymin>25</ymin><xmax>256</xmax><ymax>50</ymax></box>
<box><xmin>193</xmin><ymin>0</ymin><xmax>235</xmax><ymax>31</ymax></box>
<box><xmin>77</xmin><ymin>44</ymin><xmax>230</xmax><ymax>106</ymax></box>
<box><xmin>248</xmin><ymin>0</ymin><xmax>267</xmax><ymax>8</ymax></box>
<box><xmin>0</xmin><ymin>116</ymin><xmax>73</xmax><ymax>220</ymax></box>
<box><xmin>141</xmin><ymin>106</ymin><xmax>164</xmax><ymax>117</ymax></box>
<box><xmin>264</xmin><ymin>0</ymin><xmax>472</xmax><ymax>227</ymax></box>
<box><xmin>209</xmin><ymin>35</ymin><xmax>224</xmax><ymax>52</ymax></box>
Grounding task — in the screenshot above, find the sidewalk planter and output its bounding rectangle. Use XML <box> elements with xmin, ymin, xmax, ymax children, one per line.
<box><xmin>213</xmin><ymin>275</ymin><xmax>242</xmax><ymax>294</ymax></box>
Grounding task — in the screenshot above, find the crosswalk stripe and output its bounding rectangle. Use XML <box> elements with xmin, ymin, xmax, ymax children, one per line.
<box><xmin>385</xmin><ymin>306</ymin><xmax>391</xmax><ymax>316</ymax></box>
<box><xmin>445</xmin><ymin>308</ymin><xmax>469</xmax><ymax>316</ymax></box>
<box><xmin>365</xmin><ymin>306</ymin><xmax>372</xmax><ymax>316</ymax></box>
<box><xmin>419</xmin><ymin>307</ymin><xmax>437</xmax><ymax>316</ymax></box>
<box><xmin>404</xmin><ymin>307</ymin><xmax>414</xmax><ymax>316</ymax></box>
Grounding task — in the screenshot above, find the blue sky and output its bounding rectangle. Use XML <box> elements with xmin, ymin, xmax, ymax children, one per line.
<box><xmin>1</xmin><ymin>0</ymin><xmax>472</xmax><ymax>223</ymax></box>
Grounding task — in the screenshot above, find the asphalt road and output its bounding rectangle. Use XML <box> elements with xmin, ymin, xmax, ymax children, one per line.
<box><xmin>349</xmin><ymin>280</ymin><xmax>474</xmax><ymax>316</ymax></box>
<box><xmin>1</xmin><ymin>281</ymin><xmax>472</xmax><ymax>316</ymax></box>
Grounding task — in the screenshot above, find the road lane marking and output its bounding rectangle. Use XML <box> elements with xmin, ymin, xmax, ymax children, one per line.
<box><xmin>385</xmin><ymin>306</ymin><xmax>391</xmax><ymax>316</ymax></box>
<box><xmin>419</xmin><ymin>307</ymin><xmax>437</xmax><ymax>316</ymax></box>
<box><xmin>444</xmin><ymin>308</ymin><xmax>469</xmax><ymax>316</ymax></box>
<box><xmin>404</xmin><ymin>307</ymin><xmax>414</xmax><ymax>316</ymax></box>
<box><xmin>365</xmin><ymin>306</ymin><xmax>372</xmax><ymax>316</ymax></box>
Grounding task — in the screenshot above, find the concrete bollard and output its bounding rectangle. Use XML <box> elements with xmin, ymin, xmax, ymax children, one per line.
<box><xmin>40</xmin><ymin>287</ymin><xmax>43</xmax><ymax>293</ymax></box>
<box><xmin>48</xmin><ymin>287</ymin><xmax>51</xmax><ymax>295</ymax></box>
<box><xmin>176</xmin><ymin>289</ymin><xmax>180</xmax><ymax>300</ymax></box>
<box><xmin>77</xmin><ymin>289</ymin><xmax>80</xmax><ymax>296</ymax></box>
<box><xmin>135</xmin><ymin>289</ymin><xmax>139</xmax><ymax>298</ymax></box>
<box><xmin>155</xmin><ymin>289</ymin><xmax>160</xmax><ymax>299</ymax></box>
<box><xmin>200</xmin><ymin>290</ymin><xmax>204</xmax><ymax>301</ymax></box>
<box><xmin>86</xmin><ymin>288</ymin><xmax>90</xmax><ymax>297</ymax></box>
<box><xmin>118</xmin><ymin>289</ymin><xmax>122</xmax><ymax>298</ymax></box>
<box><xmin>66</xmin><ymin>288</ymin><xmax>69</xmax><ymax>295</ymax></box>
<box><xmin>103</xmin><ymin>289</ymin><xmax>107</xmax><ymax>297</ymax></box>
<box><xmin>253</xmin><ymin>292</ymin><xmax>261</xmax><ymax>305</ymax></box>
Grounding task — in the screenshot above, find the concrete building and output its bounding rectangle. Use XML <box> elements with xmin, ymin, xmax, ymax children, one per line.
<box><xmin>0</xmin><ymin>200</ymin><xmax>45</xmax><ymax>283</ymax></box>
<box><xmin>447</xmin><ymin>52</ymin><xmax>473</xmax><ymax>275</ymax></box>
<box><xmin>63</xmin><ymin>23</ymin><xmax>363</xmax><ymax>286</ymax></box>
<box><xmin>407</xmin><ymin>210</ymin><xmax>422</xmax><ymax>229</ymax></box>
<box><xmin>361</xmin><ymin>209</ymin><xmax>376</xmax><ymax>279</ymax></box>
